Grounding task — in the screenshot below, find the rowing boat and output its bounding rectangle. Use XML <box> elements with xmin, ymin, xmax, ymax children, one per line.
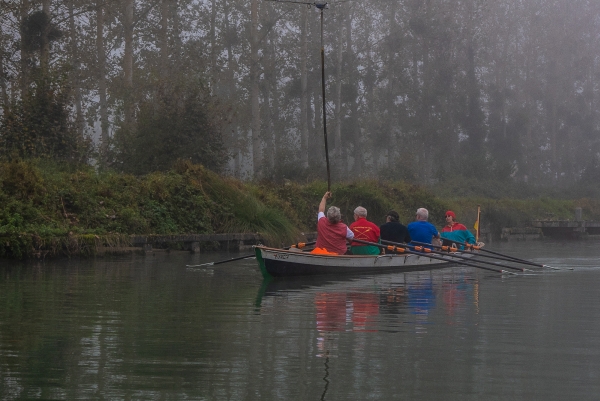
<box><xmin>254</xmin><ymin>245</ymin><xmax>475</xmax><ymax>278</ymax></box>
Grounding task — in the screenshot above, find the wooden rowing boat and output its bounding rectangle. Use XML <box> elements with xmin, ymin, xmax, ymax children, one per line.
<box><xmin>254</xmin><ymin>245</ymin><xmax>475</xmax><ymax>278</ymax></box>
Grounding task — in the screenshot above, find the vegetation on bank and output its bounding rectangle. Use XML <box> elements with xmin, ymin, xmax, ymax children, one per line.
<box><xmin>1</xmin><ymin>159</ymin><xmax>599</xmax><ymax>260</ymax></box>
<box><xmin>0</xmin><ymin>159</ymin><xmax>294</xmax><ymax>259</ymax></box>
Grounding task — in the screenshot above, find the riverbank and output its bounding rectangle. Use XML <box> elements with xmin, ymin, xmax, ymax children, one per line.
<box><xmin>1</xmin><ymin>159</ymin><xmax>599</xmax><ymax>259</ymax></box>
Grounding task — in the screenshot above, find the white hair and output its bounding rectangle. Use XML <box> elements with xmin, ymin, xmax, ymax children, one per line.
<box><xmin>416</xmin><ymin>208</ymin><xmax>429</xmax><ymax>220</ymax></box>
<box><xmin>353</xmin><ymin>206</ymin><xmax>367</xmax><ymax>218</ymax></box>
<box><xmin>327</xmin><ymin>206</ymin><xmax>341</xmax><ymax>223</ymax></box>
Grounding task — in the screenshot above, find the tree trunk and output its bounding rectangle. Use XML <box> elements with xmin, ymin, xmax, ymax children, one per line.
<box><xmin>0</xmin><ymin>44</ymin><xmax>8</xmax><ymax>105</ymax></box>
<box><xmin>345</xmin><ymin>9</ymin><xmax>361</xmax><ymax>176</ymax></box>
<box><xmin>250</xmin><ymin>0</ymin><xmax>262</xmax><ymax>178</ymax></box>
<box><xmin>40</xmin><ymin>0</ymin><xmax>50</xmax><ymax>75</ymax></box>
<box><xmin>263</xmin><ymin>33</ymin><xmax>274</xmax><ymax>173</ymax></box>
<box><xmin>159</xmin><ymin>0</ymin><xmax>169</xmax><ymax>79</ymax></box>
<box><xmin>96</xmin><ymin>0</ymin><xmax>109</xmax><ymax>159</ymax></box>
<box><xmin>223</xmin><ymin>0</ymin><xmax>240</xmax><ymax>177</ymax></box>
<box><xmin>364</xmin><ymin>47</ymin><xmax>375</xmax><ymax>171</ymax></box>
<box><xmin>123</xmin><ymin>0</ymin><xmax>135</xmax><ymax>127</ymax></box>
<box><xmin>69</xmin><ymin>0</ymin><xmax>84</xmax><ymax>139</ymax></box>
<box><xmin>311</xmin><ymin>71</ymin><xmax>322</xmax><ymax>170</ymax></box>
<box><xmin>333</xmin><ymin>6</ymin><xmax>345</xmax><ymax>175</ymax></box>
<box><xmin>20</xmin><ymin>0</ymin><xmax>30</xmax><ymax>94</ymax></box>
<box><xmin>385</xmin><ymin>1</ymin><xmax>398</xmax><ymax>170</ymax></box>
<box><xmin>171</xmin><ymin>0</ymin><xmax>181</xmax><ymax>65</ymax></box>
<box><xmin>299</xmin><ymin>6</ymin><xmax>309</xmax><ymax>169</ymax></box>
<box><xmin>210</xmin><ymin>0</ymin><xmax>217</xmax><ymax>77</ymax></box>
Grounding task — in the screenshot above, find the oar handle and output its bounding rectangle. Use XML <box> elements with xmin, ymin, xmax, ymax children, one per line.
<box><xmin>286</xmin><ymin>241</ymin><xmax>316</xmax><ymax>250</ymax></box>
<box><xmin>351</xmin><ymin>239</ymin><xmax>512</xmax><ymax>274</ymax></box>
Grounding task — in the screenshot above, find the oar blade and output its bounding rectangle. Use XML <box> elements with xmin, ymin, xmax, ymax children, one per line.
<box><xmin>185</xmin><ymin>241</ymin><xmax>316</xmax><ymax>269</ymax></box>
<box><xmin>186</xmin><ymin>262</ymin><xmax>215</xmax><ymax>268</ymax></box>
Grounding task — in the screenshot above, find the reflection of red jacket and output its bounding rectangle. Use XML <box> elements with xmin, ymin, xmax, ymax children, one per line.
<box><xmin>315</xmin><ymin>293</ymin><xmax>347</xmax><ymax>332</ymax></box>
<box><xmin>349</xmin><ymin>293</ymin><xmax>379</xmax><ymax>332</ymax></box>
<box><xmin>350</xmin><ymin>217</ymin><xmax>380</xmax><ymax>246</ymax></box>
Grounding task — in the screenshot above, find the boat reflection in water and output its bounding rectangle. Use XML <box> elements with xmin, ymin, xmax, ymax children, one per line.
<box><xmin>257</xmin><ymin>267</ymin><xmax>480</xmax><ymax>341</ymax></box>
<box><xmin>255</xmin><ymin>268</ymin><xmax>480</xmax><ymax>400</ymax></box>
<box><xmin>315</xmin><ymin>292</ymin><xmax>380</xmax><ymax>333</ymax></box>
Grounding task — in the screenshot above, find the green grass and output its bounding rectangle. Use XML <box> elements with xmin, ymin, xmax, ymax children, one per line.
<box><xmin>1</xmin><ymin>159</ymin><xmax>598</xmax><ymax>259</ymax></box>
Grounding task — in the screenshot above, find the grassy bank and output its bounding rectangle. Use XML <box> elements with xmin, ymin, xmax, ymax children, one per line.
<box><xmin>1</xmin><ymin>159</ymin><xmax>598</xmax><ymax>259</ymax></box>
<box><xmin>0</xmin><ymin>159</ymin><xmax>298</xmax><ymax>259</ymax></box>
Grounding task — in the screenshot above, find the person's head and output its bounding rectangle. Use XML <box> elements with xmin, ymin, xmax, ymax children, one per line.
<box><xmin>327</xmin><ymin>206</ymin><xmax>342</xmax><ymax>224</ymax></box>
<box><xmin>415</xmin><ymin>208</ymin><xmax>429</xmax><ymax>221</ymax></box>
<box><xmin>386</xmin><ymin>210</ymin><xmax>400</xmax><ymax>223</ymax></box>
<box><xmin>445</xmin><ymin>210</ymin><xmax>456</xmax><ymax>224</ymax></box>
<box><xmin>353</xmin><ymin>206</ymin><xmax>367</xmax><ymax>221</ymax></box>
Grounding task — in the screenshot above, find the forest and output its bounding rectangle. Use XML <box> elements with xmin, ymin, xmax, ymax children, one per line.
<box><xmin>1</xmin><ymin>0</ymin><xmax>599</xmax><ymax>189</ymax></box>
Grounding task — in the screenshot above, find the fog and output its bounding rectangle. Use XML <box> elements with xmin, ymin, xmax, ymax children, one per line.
<box><xmin>1</xmin><ymin>0</ymin><xmax>599</xmax><ymax>187</ymax></box>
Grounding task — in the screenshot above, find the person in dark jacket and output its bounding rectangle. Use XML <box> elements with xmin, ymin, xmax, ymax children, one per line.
<box><xmin>379</xmin><ymin>210</ymin><xmax>411</xmax><ymax>253</ymax></box>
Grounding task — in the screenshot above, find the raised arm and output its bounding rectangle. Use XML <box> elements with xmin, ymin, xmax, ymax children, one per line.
<box><xmin>318</xmin><ymin>191</ymin><xmax>332</xmax><ymax>214</ymax></box>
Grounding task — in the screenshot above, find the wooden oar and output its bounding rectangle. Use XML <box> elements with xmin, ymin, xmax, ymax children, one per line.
<box><xmin>186</xmin><ymin>241</ymin><xmax>316</xmax><ymax>267</ymax></box>
<box><xmin>380</xmin><ymin>239</ymin><xmax>530</xmax><ymax>272</ymax></box>
<box><xmin>412</xmin><ymin>239</ymin><xmax>557</xmax><ymax>270</ymax></box>
<box><xmin>411</xmin><ymin>240</ymin><xmax>535</xmax><ymax>267</ymax></box>
<box><xmin>351</xmin><ymin>239</ymin><xmax>516</xmax><ymax>275</ymax></box>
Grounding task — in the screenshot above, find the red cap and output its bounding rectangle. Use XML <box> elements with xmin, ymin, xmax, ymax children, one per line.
<box><xmin>445</xmin><ymin>210</ymin><xmax>456</xmax><ymax>218</ymax></box>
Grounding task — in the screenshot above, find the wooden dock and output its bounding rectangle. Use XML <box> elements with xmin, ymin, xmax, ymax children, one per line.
<box><xmin>531</xmin><ymin>220</ymin><xmax>600</xmax><ymax>238</ymax></box>
<box><xmin>500</xmin><ymin>227</ymin><xmax>543</xmax><ymax>241</ymax></box>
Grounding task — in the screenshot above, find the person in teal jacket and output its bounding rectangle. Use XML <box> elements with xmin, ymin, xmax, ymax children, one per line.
<box><xmin>439</xmin><ymin>210</ymin><xmax>476</xmax><ymax>248</ymax></box>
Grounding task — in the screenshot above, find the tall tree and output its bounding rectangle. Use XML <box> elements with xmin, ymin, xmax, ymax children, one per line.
<box><xmin>123</xmin><ymin>0</ymin><xmax>134</xmax><ymax>128</ymax></box>
<box><xmin>250</xmin><ymin>0</ymin><xmax>262</xmax><ymax>178</ymax></box>
<box><xmin>68</xmin><ymin>0</ymin><xmax>84</xmax><ymax>138</ymax></box>
<box><xmin>299</xmin><ymin>6</ymin><xmax>310</xmax><ymax>169</ymax></box>
<box><xmin>96</xmin><ymin>0</ymin><xmax>109</xmax><ymax>159</ymax></box>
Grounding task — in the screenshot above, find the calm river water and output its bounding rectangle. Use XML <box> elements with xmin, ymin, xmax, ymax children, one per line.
<box><xmin>1</xmin><ymin>241</ymin><xmax>600</xmax><ymax>400</ymax></box>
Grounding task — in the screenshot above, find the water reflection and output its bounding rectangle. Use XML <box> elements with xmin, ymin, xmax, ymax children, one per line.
<box><xmin>260</xmin><ymin>268</ymin><xmax>480</xmax><ymax>345</ymax></box>
<box><xmin>2</xmin><ymin>242</ymin><xmax>600</xmax><ymax>400</ymax></box>
<box><xmin>258</xmin><ymin>269</ymin><xmax>481</xmax><ymax>400</ymax></box>
<box><xmin>315</xmin><ymin>292</ymin><xmax>379</xmax><ymax>334</ymax></box>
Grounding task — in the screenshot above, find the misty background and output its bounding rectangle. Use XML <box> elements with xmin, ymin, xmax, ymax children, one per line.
<box><xmin>1</xmin><ymin>0</ymin><xmax>599</xmax><ymax>189</ymax></box>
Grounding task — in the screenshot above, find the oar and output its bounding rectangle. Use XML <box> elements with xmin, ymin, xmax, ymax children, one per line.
<box><xmin>412</xmin><ymin>239</ymin><xmax>557</xmax><ymax>270</ymax></box>
<box><xmin>406</xmin><ymin>240</ymin><xmax>540</xmax><ymax>270</ymax></box>
<box><xmin>352</xmin><ymin>239</ymin><xmax>516</xmax><ymax>275</ymax></box>
<box><xmin>412</xmin><ymin>239</ymin><xmax>544</xmax><ymax>268</ymax></box>
<box><xmin>186</xmin><ymin>241</ymin><xmax>316</xmax><ymax>267</ymax></box>
<box><xmin>380</xmin><ymin>239</ymin><xmax>530</xmax><ymax>272</ymax></box>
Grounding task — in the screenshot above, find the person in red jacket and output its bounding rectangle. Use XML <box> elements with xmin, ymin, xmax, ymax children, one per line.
<box><xmin>311</xmin><ymin>192</ymin><xmax>354</xmax><ymax>255</ymax></box>
<box><xmin>349</xmin><ymin>206</ymin><xmax>381</xmax><ymax>255</ymax></box>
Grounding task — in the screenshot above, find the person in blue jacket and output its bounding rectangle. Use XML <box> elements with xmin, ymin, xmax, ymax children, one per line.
<box><xmin>407</xmin><ymin>208</ymin><xmax>440</xmax><ymax>245</ymax></box>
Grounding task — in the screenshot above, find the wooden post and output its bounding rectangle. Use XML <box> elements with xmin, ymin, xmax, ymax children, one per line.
<box><xmin>475</xmin><ymin>205</ymin><xmax>481</xmax><ymax>242</ymax></box>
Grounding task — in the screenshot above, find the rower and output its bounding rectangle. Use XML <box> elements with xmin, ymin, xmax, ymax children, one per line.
<box><xmin>349</xmin><ymin>206</ymin><xmax>381</xmax><ymax>255</ymax></box>
<box><xmin>311</xmin><ymin>192</ymin><xmax>354</xmax><ymax>255</ymax></box>
<box><xmin>407</xmin><ymin>208</ymin><xmax>440</xmax><ymax>246</ymax></box>
<box><xmin>440</xmin><ymin>210</ymin><xmax>476</xmax><ymax>249</ymax></box>
<box><xmin>380</xmin><ymin>210</ymin><xmax>411</xmax><ymax>254</ymax></box>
